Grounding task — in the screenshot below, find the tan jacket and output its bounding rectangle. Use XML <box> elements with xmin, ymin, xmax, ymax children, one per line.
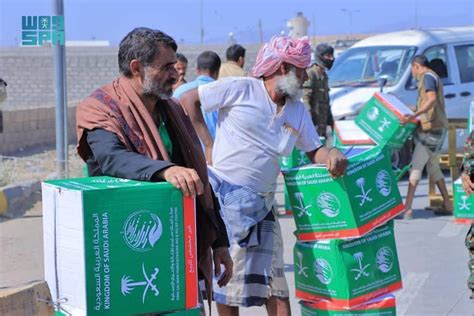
<box><xmin>417</xmin><ymin>69</ymin><xmax>448</xmax><ymax>131</ymax></box>
<box><xmin>218</xmin><ymin>61</ymin><xmax>246</xmax><ymax>78</ymax></box>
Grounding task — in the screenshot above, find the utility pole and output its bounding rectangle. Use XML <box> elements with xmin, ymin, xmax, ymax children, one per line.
<box><xmin>312</xmin><ymin>11</ymin><xmax>316</xmax><ymax>46</ymax></box>
<box><xmin>258</xmin><ymin>19</ymin><xmax>263</xmax><ymax>44</ymax></box>
<box><xmin>200</xmin><ymin>0</ymin><xmax>204</xmax><ymax>45</ymax></box>
<box><xmin>414</xmin><ymin>0</ymin><xmax>419</xmax><ymax>29</ymax></box>
<box><xmin>341</xmin><ymin>9</ymin><xmax>360</xmax><ymax>40</ymax></box>
<box><xmin>53</xmin><ymin>0</ymin><xmax>68</xmax><ymax>177</ymax></box>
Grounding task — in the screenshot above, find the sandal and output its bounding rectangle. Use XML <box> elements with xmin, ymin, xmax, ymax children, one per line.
<box><xmin>401</xmin><ymin>209</ymin><xmax>413</xmax><ymax>220</ymax></box>
<box><xmin>403</xmin><ymin>211</ymin><xmax>414</xmax><ymax>220</ymax></box>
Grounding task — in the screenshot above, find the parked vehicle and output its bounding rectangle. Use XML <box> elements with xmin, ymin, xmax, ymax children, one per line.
<box><xmin>328</xmin><ymin>26</ymin><xmax>474</xmax><ymax>153</ymax></box>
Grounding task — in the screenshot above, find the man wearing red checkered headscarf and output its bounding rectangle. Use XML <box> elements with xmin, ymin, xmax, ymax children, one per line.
<box><xmin>179</xmin><ymin>35</ymin><xmax>348</xmax><ymax>316</ymax></box>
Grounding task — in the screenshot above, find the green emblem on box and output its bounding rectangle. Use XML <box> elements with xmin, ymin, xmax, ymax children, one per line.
<box><xmin>453</xmin><ymin>178</ymin><xmax>474</xmax><ymax>223</ymax></box>
<box><xmin>280</xmin><ymin>148</ymin><xmax>312</xmax><ymax>170</ymax></box>
<box><xmin>355</xmin><ymin>93</ymin><xmax>417</xmax><ymax>150</ymax></box>
<box><xmin>43</xmin><ymin>176</ymin><xmax>198</xmax><ymax>315</ymax></box>
<box><xmin>294</xmin><ymin>222</ymin><xmax>402</xmax><ymax>308</ymax></box>
<box><xmin>283</xmin><ymin>147</ymin><xmax>404</xmax><ymax>240</ymax></box>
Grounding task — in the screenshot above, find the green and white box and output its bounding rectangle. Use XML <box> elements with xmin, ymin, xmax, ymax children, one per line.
<box><xmin>355</xmin><ymin>92</ymin><xmax>418</xmax><ymax>150</ymax></box>
<box><xmin>280</xmin><ymin>137</ymin><xmax>325</xmax><ymax>170</ymax></box>
<box><xmin>280</xmin><ymin>148</ymin><xmax>312</xmax><ymax>170</ymax></box>
<box><xmin>300</xmin><ymin>294</ymin><xmax>396</xmax><ymax>316</ymax></box>
<box><xmin>43</xmin><ymin>176</ymin><xmax>198</xmax><ymax>315</ymax></box>
<box><xmin>333</xmin><ymin>120</ymin><xmax>375</xmax><ymax>148</ymax></box>
<box><xmin>453</xmin><ymin>178</ymin><xmax>474</xmax><ymax>224</ymax></box>
<box><xmin>294</xmin><ymin>222</ymin><xmax>402</xmax><ymax>308</ymax></box>
<box><xmin>280</xmin><ymin>147</ymin><xmax>313</xmax><ymax>215</ymax></box>
<box><xmin>283</xmin><ymin>147</ymin><xmax>404</xmax><ymax>241</ymax></box>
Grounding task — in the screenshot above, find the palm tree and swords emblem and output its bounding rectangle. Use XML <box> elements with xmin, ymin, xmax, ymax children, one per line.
<box><xmin>378</xmin><ymin>117</ymin><xmax>391</xmax><ymax>132</ymax></box>
<box><xmin>297</xmin><ymin>151</ymin><xmax>309</xmax><ymax>166</ymax></box>
<box><xmin>351</xmin><ymin>252</ymin><xmax>371</xmax><ymax>280</ymax></box>
<box><xmin>294</xmin><ymin>192</ymin><xmax>312</xmax><ymax>217</ymax></box>
<box><xmin>295</xmin><ymin>250</ymin><xmax>308</xmax><ymax>277</ymax></box>
<box><xmin>459</xmin><ymin>195</ymin><xmax>472</xmax><ymax>211</ymax></box>
<box><xmin>355</xmin><ymin>177</ymin><xmax>372</xmax><ymax>206</ymax></box>
<box><xmin>121</xmin><ymin>263</ymin><xmax>160</xmax><ymax>303</ymax></box>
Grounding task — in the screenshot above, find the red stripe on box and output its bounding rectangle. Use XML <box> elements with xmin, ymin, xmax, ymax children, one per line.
<box><xmin>183</xmin><ymin>196</ymin><xmax>198</xmax><ymax>309</ymax></box>
<box><xmin>296</xmin><ymin>281</ymin><xmax>402</xmax><ymax>308</ymax></box>
<box><xmin>334</xmin><ymin>124</ymin><xmax>375</xmax><ymax>145</ymax></box>
<box><xmin>303</xmin><ymin>295</ymin><xmax>396</xmax><ymax>310</ymax></box>
<box><xmin>374</xmin><ymin>92</ymin><xmax>418</xmax><ymax>123</ymax></box>
<box><xmin>454</xmin><ymin>218</ymin><xmax>474</xmax><ymax>225</ymax></box>
<box><xmin>297</xmin><ymin>203</ymin><xmax>404</xmax><ymax>241</ymax></box>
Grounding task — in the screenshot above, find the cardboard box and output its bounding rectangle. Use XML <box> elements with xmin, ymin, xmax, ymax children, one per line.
<box><xmin>294</xmin><ymin>222</ymin><xmax>402</xmax><ymax>308</ymax></box>
<box><xmin>333</xmin><ymin>120</ymin><xmax>375</xmax><ymax>148</ymax></box>
<box><xmin>43</xmin><ymin>176</ymin><xmax>198</xmax><ymax>315</ymax></box>
<box><xmin>283</xmin><ymin>147</ymin><xmax>404</xmax><ymax>240</ymax></box>
<box><xmin>280</xmin><ymin>148</ymin><xmax>312</xmax><ymax>170</ymax></box>
<box><xmin>280</xmin><ymin>147</ymin><xmax>315</xmax><ymax>215</ymax></box>
<box><xmin>300</xmin><ymin>294</ymin><xmax>396</xmax><ymax>315</ymax></box>
<box><xmin>355</xmin><ymin>93</ymin><xmax>418</xmax><ymax>150</ymax></box>
<box><xmin>453</xmin><ymin>178</ymin><xmax>474</xmax><ymax>224</ymax></box>
<box><xmin>280</xmin><ymin>137</ymin><xmax>325</xmax><ymax>171</ymax></box>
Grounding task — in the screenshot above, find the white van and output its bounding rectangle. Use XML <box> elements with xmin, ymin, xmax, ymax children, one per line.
<box><xmin>329</xmin><ymin>26</ymin><xmax>474</xmax><ymax>150</ymax></box>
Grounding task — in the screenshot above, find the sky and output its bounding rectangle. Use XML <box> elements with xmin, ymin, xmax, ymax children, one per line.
<box><xmin>0</xmin><ymin>0</ymin><xmax>473</xmax><ymax>46</ymax></box>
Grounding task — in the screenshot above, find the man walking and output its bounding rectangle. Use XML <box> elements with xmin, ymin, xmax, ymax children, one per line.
<box><xmin>303</xmin><ymin>43</ymin><xmax>335</xmax><ymax>138</ymax></box>
<box><xmin>180</xmin><ymin>35</ymin><xmax>347</xmax><ymax>315</ymax></box>
<box><xmin>400</xmin><ymin>55</ymin><xmax>452</xmax><ymax>219</ymax></box>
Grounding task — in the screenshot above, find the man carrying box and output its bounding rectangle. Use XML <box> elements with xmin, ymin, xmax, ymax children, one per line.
<box><xmin>400</xmin><ymin>55</ymin><xmax>452</xmax><ymax>219</ymax></box>
<box><xmin>180</xmin><ymin>36</ymin><xmax>348</xmax><ymax>316</ymax></box>
<box><xmin>76</xmin><ymin>28</ymin><xmax>232</xmax><ymax>306</ymax></box>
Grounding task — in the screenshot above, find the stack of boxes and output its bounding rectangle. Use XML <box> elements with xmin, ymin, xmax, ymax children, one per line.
<box><xmin>283</xmin><ymin>147</ymin><xmax>403</xmax><ymax>313</ymax></box>
<box><xmin>42</xmin><ymin>176</ymin><xmax>199</xmax><ymax>315</ymax></box>
<box><xmin>282</xmin><ymin>92</ymin><xmax>417</xmax><ymax>313</ymax></box>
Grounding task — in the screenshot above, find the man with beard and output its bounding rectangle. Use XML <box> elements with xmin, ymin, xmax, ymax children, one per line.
<box><xmin>75</xmin><ymin>27</ymin><xmax>232</xmax><ymax>309</ymax></box>
<box><xmin>303</xmin><ymin>43</ymin><xmax>335</xmax><ymax>138</ymax></box>
<box><xmin>180</xmin><ymin>36</ymin><xmax>348</xmax><ymax>316</ymax></box>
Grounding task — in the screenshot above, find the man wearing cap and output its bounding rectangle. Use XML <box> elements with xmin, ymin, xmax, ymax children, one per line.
<box><xmin>180</xmin><ymin>36</ymin><xmax>347</xmax><ymax>315</ymax></box>
<box><xmin>303</xmin><ymin>43</ymin><xmax>335</xmax><ymax>138</ymax></box>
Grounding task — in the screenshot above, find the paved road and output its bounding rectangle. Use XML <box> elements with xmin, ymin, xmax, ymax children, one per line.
<box><xmin>1</xmin><ymin>178</ymin><xmax>473</xmax><ymax>315</ymax></box>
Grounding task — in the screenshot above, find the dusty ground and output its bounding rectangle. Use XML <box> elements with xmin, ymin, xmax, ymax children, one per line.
<box><xmin>0</xmin><ymin>145</ymin><xmax>84</xmax><ymax>186</ymax></box>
